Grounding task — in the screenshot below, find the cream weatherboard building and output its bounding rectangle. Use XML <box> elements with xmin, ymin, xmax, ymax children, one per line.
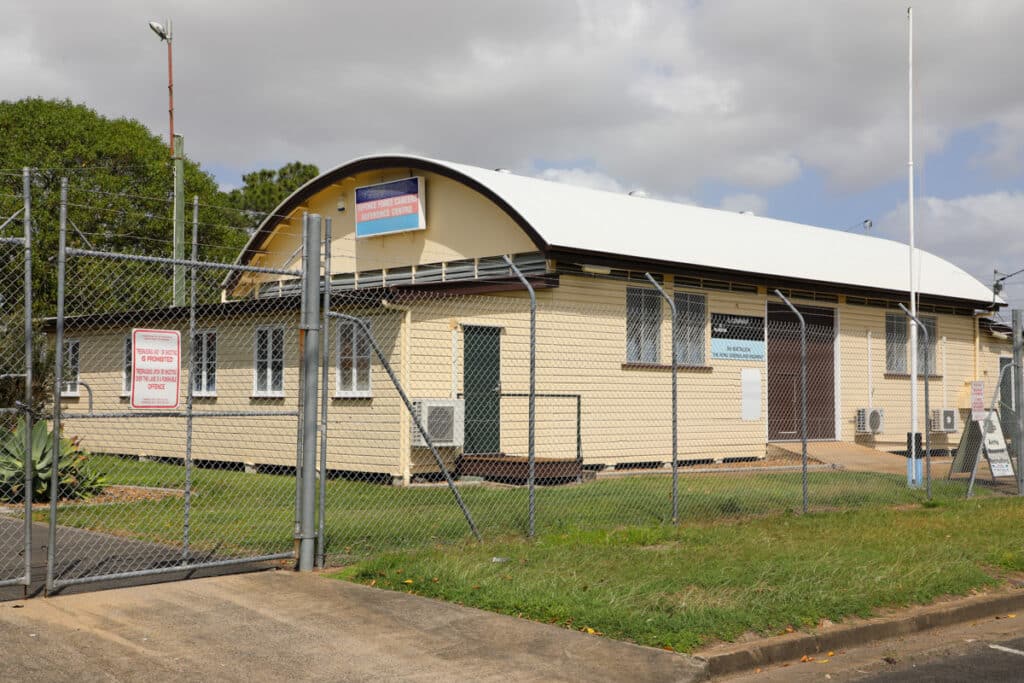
<box><xmin>58</xmin><ymin>155</ymin><xmax>1014</xmax><ymax>484</ymax></box>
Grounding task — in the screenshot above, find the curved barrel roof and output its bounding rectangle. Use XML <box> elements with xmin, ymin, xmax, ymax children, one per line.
<box><xmin>245</xmin><ymin>154</ymin><xmax>999</xmax><ymax>307</ymax></box>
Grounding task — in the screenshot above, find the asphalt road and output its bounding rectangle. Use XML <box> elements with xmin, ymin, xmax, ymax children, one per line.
<box><xmin>0</xmin><ymin>516</ymin><xmax>278</xmax><ymax>600</ymax></box>
<box><xmin>859</xmin><ymin>635</ymin><xmax>1024</xmax><ymax>682</ymax></box>
<box><xmin>722</xmin><ymin>610</ymin><xmax>1024</xmax><ymax>682</ymax></box>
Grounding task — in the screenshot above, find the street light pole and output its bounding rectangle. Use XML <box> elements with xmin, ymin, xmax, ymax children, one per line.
<box><xmin>149</xmin><ymin>19</ymin><xmax>185</xmax><ymax>306</ymax></box>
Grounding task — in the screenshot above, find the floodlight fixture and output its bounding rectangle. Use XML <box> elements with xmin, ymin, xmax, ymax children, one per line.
<box><xmin>148</xmin><ymin>20</ymin><xmax>170</xmax><ymax>41</ymax></box>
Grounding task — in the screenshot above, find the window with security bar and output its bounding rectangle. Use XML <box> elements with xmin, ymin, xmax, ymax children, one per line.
<box><xmin>673</xmin><ymin>291</ymin><xmax>706</xmax><ymax>366</ymax></box>
<box><xmin>885</xmin><ymin>313</ymin><xmax>907</xmax><ymax>373</ymax></box>
<box><xmin>917</xmin><ymin>315</ymin><xmax>937</xmax><ymax>375</ymax></box>
<box><xmin>336</xmin><ymin>319</ymin><xmax>371</xmax><ymax>397</ymax></box>
<box><xmin>886</xmin><ymin>312</ymin><xmax>937</xmax><ymax>374</ymax></box>
<box><xmin>626</xmin><ymin>287</ymin><xmax>661</xmax><ymax>363</ymax></box>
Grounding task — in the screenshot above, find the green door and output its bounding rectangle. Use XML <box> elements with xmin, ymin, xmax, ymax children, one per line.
<box><xmin>463</xmin><ymin>326</ymin><xmax>501</xmax><ymax>454</ymax></box>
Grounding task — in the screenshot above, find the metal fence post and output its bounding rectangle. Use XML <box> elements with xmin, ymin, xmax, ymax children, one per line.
<box><xmin>503</xmin><ymin>256</ymin><xmax>536</xmax><ymax>537</ymax></box>
<box><xmin>293</xmin><ymin>213</ymin><xmax>308</xmax><ymax>546</ymax></box>
<box><xmin>183</xmin><ymin>195</ymin><xmax>198</xmax><ymax>563</ymax></box>
<box><xmin>21</xmin><ymin>167</ymin><xmax>33</xmax><ymax>586</ymax></box>
<box><xmin>645</xmin><ymin>273</ymin><xmax>678</xmax><ymax>524</ymax></box>
<box><xmin>774</xmin><ymin>290</ymin><xmax>808</xmax><ymax>513</ymax></box>
<box><xmin>1013</xmin><ymin>310</ymin><xmax>1023</xmax><ymax>495</ymax></box>
<box><xmin>298</xmin><ymin>214</ymin><xmax>321</xmax><ymax>571</ymax></box>
<box><xmin>899</xmin><ymin>303</ymin><xmax>931</xmax><ymax>499</ymax></box>
<box><xmin>46</xmin><ymin>178</ymin><xmax>68</xmax><ymax>593</ymax></box>
<box><xmin>317</xmin><ymin>217</ymin><xmax>331</xmax><ymax>568</ymax></box>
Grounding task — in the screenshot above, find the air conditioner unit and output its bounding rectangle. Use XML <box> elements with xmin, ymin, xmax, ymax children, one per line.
<box><xmin>855</xmin><ymin>408</ymin><xmax>885</xmax><ymax>434</ymax></box>
<box><xmin>930</xmin><ymin>408</ymin><xmax>959</xmax><ymax>433</ymax></box>
<box><xmin>410</xmin><ymin>399</ymin><xmax>465</xmax><ymax>448</ymax></box>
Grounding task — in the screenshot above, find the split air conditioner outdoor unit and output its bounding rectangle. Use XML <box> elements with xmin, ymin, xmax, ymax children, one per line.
<box><xmin>855</xmin><ymin>408</ymin><xmax>885</xmax><ymax>435</ymax></box>
<box><xmin>930</xmin><ymin>408</ymin><xmax>959</xmax><ymax>433</ymax></box>
<box><xmin>410</xmin><ymin>399</ymin><xmax>465</xmax><ymax>448</ymax></box>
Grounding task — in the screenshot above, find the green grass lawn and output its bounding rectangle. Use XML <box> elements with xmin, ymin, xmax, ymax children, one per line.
<box><xmin>42</xmin><ymin>454</ymin><xmax>982</xmax><ymax>561</ymax></box>
<box><xmin>43</xmin><ymin>454</ymin><xmax>1019</xmax><ymax>651</ymax></box>
<box><xmin>331</xmin><ymin>498</ymin><xmax>1024</xmax><ymax>653</ymax></box>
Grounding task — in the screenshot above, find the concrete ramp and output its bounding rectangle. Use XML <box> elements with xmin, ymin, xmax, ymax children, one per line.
<box><xmin>768</xmin><ymin>441</ymin><xmax>910</xmax><ymax>475</ymax></box>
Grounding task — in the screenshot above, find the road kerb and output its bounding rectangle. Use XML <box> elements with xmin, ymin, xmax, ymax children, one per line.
<box><xmin>698</xmin><ymin>588</ymin><xmax>1024</xmax><ymax>677</ymax></box>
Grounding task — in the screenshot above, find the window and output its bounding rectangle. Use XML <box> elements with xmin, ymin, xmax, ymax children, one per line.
<box><xmin>886</xmin><ymin>313</ymin><xmax>937</xmax><ymax>375</ymax></box>
<box><xmin>336</xmin><ymin>320</ymin><xmax>371</xmax><ymax>397</ymax></box>
<box><xmin>122</xmin><ymin>336</ymin><xmax>132</xmax><ymax>394</ymax></box>
<box><xmin>254</xmin><ymin>327</ymin><xmax>284</xmax><ymax>396</ymax></box>
<box><xmin>673</xmin><ymin>292</ymin><xmax>706</xmax><ymax>366</ymax></box>
<box><xmin>917</xmin><ymin>316</ymin><xmax>937</xmax><ymax>375</ymax></box>
<box><xmin>885</xmin><ymin>313</ymin><xmax>907</xmax><ymax>373</ymax></box>
<box><xmin>626</xmin><ymin>288</ymin><xmax>662</xmax><ymax>363</ymax></box>
<box><xmin>62</xmin><ymin>339</ymin><xmax>80</xmax><ymax>397</ymax></box>
<box><xmin>192</xmin><ymin>331</ymin><xmax>217</xmax><ymax>396</ymax></box>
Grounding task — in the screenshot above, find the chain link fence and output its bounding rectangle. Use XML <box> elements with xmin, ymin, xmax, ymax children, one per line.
<box><xmin>0</xmin><ymin>177</ymin><xmax>1017</xmax><ymax>591</ymax></box>
<box><xmin>315</xmin><ymin>277</ymin><xmax>1022</xmax><ymax>567</ymax></box>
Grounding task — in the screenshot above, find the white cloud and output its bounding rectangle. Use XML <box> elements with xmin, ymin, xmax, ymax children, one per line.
<box><xmin>877</xmin><ymin>192</ymin><xmax>1024</xmax><ymax>310</ymax></box>
<box><xmin>719</xmin><ymin>193</ymin><xmax>767</xmax><ymax>215</ymax></box>
<box><xmin>3</xmin><ymin>1</ymin><xmax>1024</xmax><ymax>203</ymax></box>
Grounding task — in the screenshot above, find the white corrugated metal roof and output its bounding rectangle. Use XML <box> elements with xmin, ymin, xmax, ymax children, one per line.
<box><xmin>443</xmin><ymin>159</ymin><xmax>997</xmax><ymax>305</ymax></box>
<box><xmin>251</xmin><ymin>154</ymin><xmax>1000</xmax><ymax>306</ymax></box>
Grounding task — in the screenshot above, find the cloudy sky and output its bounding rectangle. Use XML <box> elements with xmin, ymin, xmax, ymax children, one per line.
<box><xmin>4</xmin><ymin>1</ymin><xmax>1024</xmax><ymax>310</ymax></box>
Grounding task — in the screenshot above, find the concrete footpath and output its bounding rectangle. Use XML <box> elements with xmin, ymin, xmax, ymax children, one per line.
<box><xmin>0</xmin><ymin>570</ymin><xmax>705</xmax><ymax>683</ymax></box>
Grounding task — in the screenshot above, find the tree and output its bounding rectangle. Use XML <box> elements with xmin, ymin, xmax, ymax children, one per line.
<box><xmin>226</xmin><ymin>161</ymin><xmax>320</xmax><ymax>219</ymax></box>
<box><xmin>0</xmin><ymin>98</ymin><xmax>252</xmax><ymax>316</ymax></box>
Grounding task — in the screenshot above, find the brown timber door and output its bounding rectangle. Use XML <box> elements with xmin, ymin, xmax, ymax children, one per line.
<box><xmin>767</xmin><ymin>303</ymin><xmax>836</xmax><ymax>441</ymax></box>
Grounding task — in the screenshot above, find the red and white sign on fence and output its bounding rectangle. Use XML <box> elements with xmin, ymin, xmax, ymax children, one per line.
<box><xmin>131</xmin><ymin>329</ymin><xmax>181</xmax><ymax>409</ymax></box>
<box><xmin>970</xmin><ymin>380</ymin><xmax>986</xmax><ymax>422</ymax></box>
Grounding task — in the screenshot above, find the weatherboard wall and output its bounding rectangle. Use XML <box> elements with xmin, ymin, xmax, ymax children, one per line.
<box><xmin>235</xmin><ymin>168</ymin><xmax>536</xmax><ymax>297</ymax></box>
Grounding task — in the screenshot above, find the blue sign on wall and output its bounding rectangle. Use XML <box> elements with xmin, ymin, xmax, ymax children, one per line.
<box><xmin>711</xmin><ymin>313</ymin><xmax>765</xmax><ymax>361</ymax></box>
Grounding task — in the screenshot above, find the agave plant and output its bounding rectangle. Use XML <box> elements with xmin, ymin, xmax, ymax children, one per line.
<box><xmin>0</xmin><ymin>418</ymin><xmax>104</xmax><ymax>503</ymax></box>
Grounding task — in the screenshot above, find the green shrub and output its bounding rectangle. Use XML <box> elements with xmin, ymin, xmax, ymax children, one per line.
<box><xmin>0</xmin><ymin>418</ymin><xmax>104</xmax><ymax>503</ymax></box>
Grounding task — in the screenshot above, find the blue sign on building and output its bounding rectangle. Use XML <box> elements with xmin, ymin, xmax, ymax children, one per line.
<box><xmin>355</xmin><ymin>177</ymin><xmax>426</xmax><ymax>238</ymax></box>
<box><xmin>711</xmin><ymin>313</ymin><xmax>765</xmax><ymax>361</ymax></box>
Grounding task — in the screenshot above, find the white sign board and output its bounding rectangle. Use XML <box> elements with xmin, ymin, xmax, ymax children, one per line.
<box><xmin>741</xmin><ymin>368</ymin><xmax>761</xmax><ymax>421</ymax></box>
<box><xmin>970</xmin><ymin>381</ymin><xmax>986</xmax><ymax>422</ymax></box>
<box><xmin>130</xmin><ymin>329</ymin><xmax>181</xmax><ymax>409</ymax></box>
<box><xmin>981</xmin><ymin>412</ymin><xmax>1014</xmax><ymax>478</ymax></box>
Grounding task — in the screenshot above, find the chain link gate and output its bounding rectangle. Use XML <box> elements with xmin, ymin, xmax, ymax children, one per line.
<box><xmin>0</xmin><ymin>229</ymin><xmax>32</xmax><ymax>590</ymax></box>
<box><xmin>46</xmin><ymin>190</ymin><xmax>303</xmax><ymax>591</ymax></box>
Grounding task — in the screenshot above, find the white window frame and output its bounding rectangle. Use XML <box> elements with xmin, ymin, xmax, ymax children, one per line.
<box><xmin>626</xmin><ymin>287</ymin><xmax>662</xmax><ymax>364</ymax></box>
<box><xmin>253</xmin><ymin>326</ymin><xmax>285</xmax><ymax>397</ymax></box>
<box><xmin>673</xmin><ymin>291</ymin><xmax>707</xmax><ymax>366</ymax></box>
<box><xmin>885</xmin><ymin>313</ymin><xmax>907</xmax><ymax>374</ymax></box>
<box><xmin>121</xmin><ymin>335</ymin><xmax>132</xmax><ymax>396</ymax></box>
<box><xmin>335</xmin><ymin>319</ymin><xmax>372</xmax><ymax>398</ymax></box>
<box><xmin>61</xmin><ymin>338</ymin><xmax>80</xmax><ymax>398</ymax></box>
<box><xmin>192</xmin><ymin>329</ymin><xmax>217</xmax><ymax>397</ymax></box>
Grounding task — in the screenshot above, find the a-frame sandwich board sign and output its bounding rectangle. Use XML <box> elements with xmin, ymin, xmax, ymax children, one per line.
<box><xmin>949</xmin><ymin>409</ymin><xmax>1015</xmax><ymax>497</ymax></box>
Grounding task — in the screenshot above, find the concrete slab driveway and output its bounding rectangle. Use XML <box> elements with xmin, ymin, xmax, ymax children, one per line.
<box><xmin>0</xmin><ymin>570</ymin><xmax>705</xmax><ymax>683</ymax></box>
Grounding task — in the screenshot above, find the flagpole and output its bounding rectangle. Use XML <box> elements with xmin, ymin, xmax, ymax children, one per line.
<box><xmin>908</xmin><ymin>6</ymin><xmax>920</xmax><ymax>487</ymax></box>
